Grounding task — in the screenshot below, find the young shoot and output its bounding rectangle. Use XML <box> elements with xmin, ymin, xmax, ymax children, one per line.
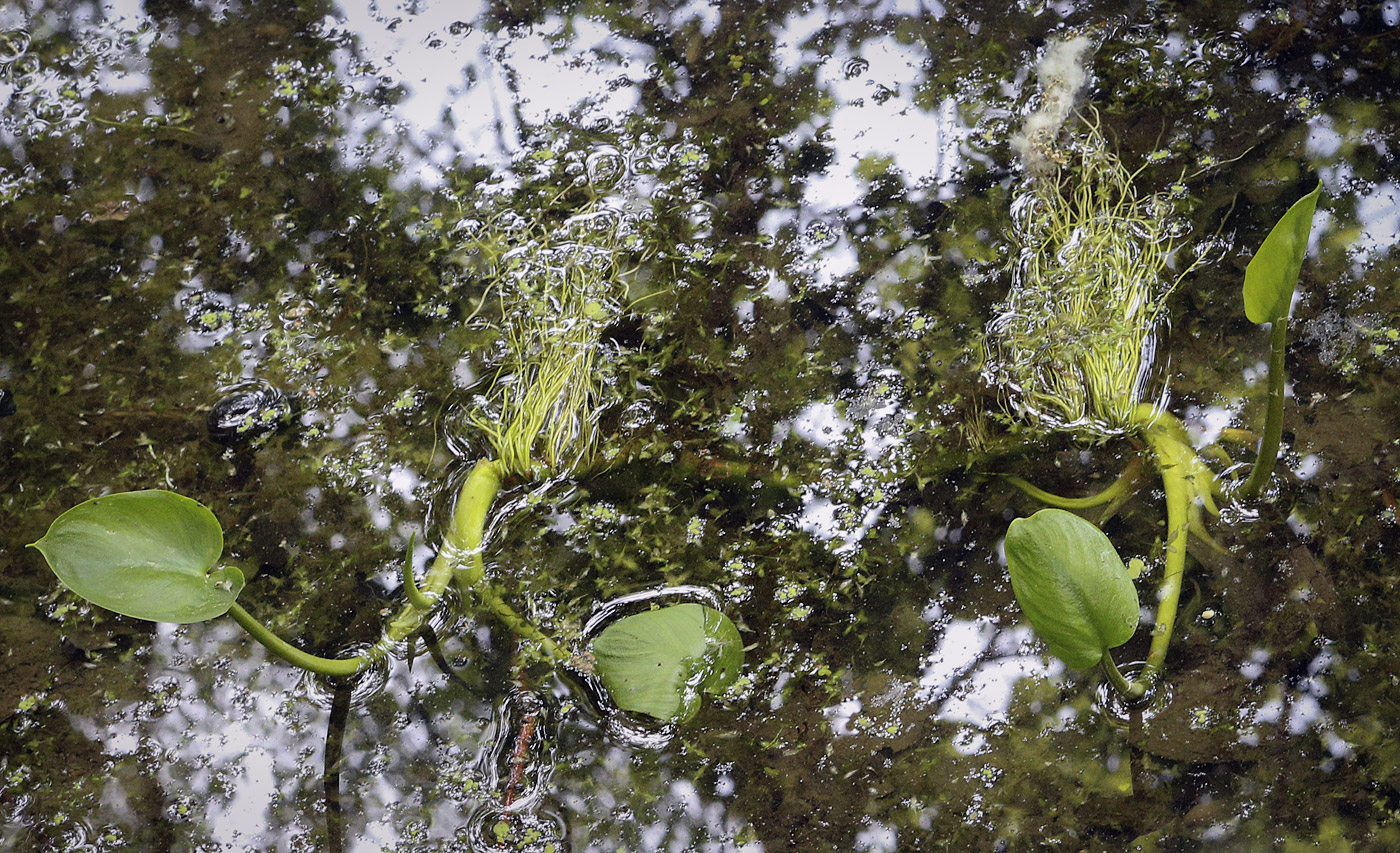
<box><xmin>987</xmin><ymin>112</ymin><xmax>1195</xmax><ymax>438</ymax></box>
<box><xmin>467</xmin><ymin>212</ymin><xmax>634</xmax><ymax>481</ymax></box>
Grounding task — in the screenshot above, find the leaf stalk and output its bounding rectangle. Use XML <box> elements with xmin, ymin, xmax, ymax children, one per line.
<box><xmin>1237</xmin><ymin>317</ymin><xmax>1289</xmax><ymax>500</ymax></box>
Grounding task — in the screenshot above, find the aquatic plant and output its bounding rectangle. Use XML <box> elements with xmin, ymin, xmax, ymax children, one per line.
<box><xmin>991</xmin><ymin>36</ymin><xmax>1322</xmax><ymax>703</ymax></box>
<box><xmin>987</xmin><ymin>111</ymin><xmax>1192</xmax><ymax>438</ymax></box>
<box><xmin>1002</xmin><ymin>186</ymin><xmax>1320</xmax><ymax>699</ymax></box>
<box><xmin>1237</xmin><ymin>183</ymin><xmax>1323</xmax><ymax>499</ymax></box>
<box><xmin>1004</xmin><ymin>509</ymin><xmax>1139</xmax><ymax>675</ymax></box>
<box><xmin>29</xmin><ymin>198</ymin><xmax>743</xmax><ymax>724</ymax></box>
<box><xmin>465</xmin><ymin>219</ymin><xmax>629</xmax><ymax>481</ymax></box>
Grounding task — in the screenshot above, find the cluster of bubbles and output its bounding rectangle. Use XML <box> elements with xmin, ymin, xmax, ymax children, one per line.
<box><xmin>0</xmin><ymin>22</ymin><xmax>152</xmax><ymax>147</ymax></box>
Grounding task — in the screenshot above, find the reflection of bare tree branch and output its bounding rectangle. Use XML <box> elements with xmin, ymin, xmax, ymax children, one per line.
<box><xmin>323</xmin><ymin>682</ymin><xmax>353</xmax><ymax>853</ymax></box>
<box><xmin>922</xmin><ymin>629</ymin><xmax>1006</xmax><ymax>712</ymax></box>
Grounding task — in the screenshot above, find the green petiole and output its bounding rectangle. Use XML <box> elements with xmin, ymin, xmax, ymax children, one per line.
<box><xmin>1236</xmin><ymin>317</ymin><xmax>1289</xmax><ymax>501</ymax></box>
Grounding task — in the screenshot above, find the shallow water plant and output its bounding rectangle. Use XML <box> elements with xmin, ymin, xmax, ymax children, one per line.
<box><xmin>991</xmin><ymin>32</ymin><xmax>1323</xmax><ymax>706</ymax></box>
<box><xmin>1001</xmin><ymin>184</ymin><xmax>1321</xmax><ymax>700</ymax></box>
<box><xmin>1004</xmin><ymin>509</ymin><xmax>1141</xmax><ymax>695</ymax></box>
<box><xmin>32</xmin><ymin>480</ymin><xmax>743</xmax><ymax>716</ymax></box>
<box><xmin>590</xmin><ymin>603</ymin><xmax>744</xmax><ymax>722</ymax></box>
<box><xmin>1237</xmin><ymin>183</ymin><xmax>1323</xmax><ymax>500</ymax></box>
<box><xmin>987</xmin><ymin>112</ymin><xmax>1193</xmax><ymax>438</ymax></box>
<box><xmin>31</xmin><ymin>490</ymin><xmax>243</xmax><ymax>624</ymax></box>
<box><xmin>29</xmin><ymin>197</ymin><xmax>744</xmax><ymax>722</ymax></box>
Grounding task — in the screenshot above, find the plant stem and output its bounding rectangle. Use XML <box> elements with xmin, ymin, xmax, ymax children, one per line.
<box><xmin>436</xmin><ymin>458</ymin><xmax>572</xmax><ymax>666</ymax></box>
<box><xmin>400</xmin><ymin>532</ymin><xmax>433</xmax><ymax>611</ymax></box>
<box><xmin>1134</xmin><ymin>406</ymin><xmax>1198</xmax><ymax>684</ymax></box>
<box><xmin>228</xmin><ymin>459</ymin><xmax>516</xmax><ymax>677</ymax></box>
<box><xmin>227</xmin><ymin>456</ymin><xmax>570</xmax><ymax>677</ymax></box>
<box><xmin>227</xmin><ymin>602</ymin><xmax>368</xmax><ymax>678</ymax></box>
<box><xmin>1004</xmin><ymin>455</ymin><xmax>1143</xmax><ymax>510</ymax></box>
<box><xmin>1101</xmin><ymin>649</ymin><xmax>1146</xmax><ymax>701</ymax></box>
<box><xmin>1237</xmin><ymin>317</ymin><xmax>1289</xmax><ymax>501</ymax></box>
<box><xmin>377</xmin><ymin>458</ymin><xmax>503</xmax><ymax>651</ymax></box>
<box><xmin>323</xmin><ymin>682</ymin><xmax>352</xmax><ymax>853</ymax></box>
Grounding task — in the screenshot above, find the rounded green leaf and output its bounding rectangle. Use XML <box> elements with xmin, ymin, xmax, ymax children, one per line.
<box><xmin>1243</xmin><ymin>183</ymin><xmax>1322</xmax><ymax>324</ymax></box>
<box><xmin>590</xmin><ymin>603</ymin><xmax>743</xmax><ymax>723</ymax></box>
<box><xmin>29</xmin><ymin>490</ymin><xmax>243</xmax><ymax>623</ymax></box>
<box><xmin>1004</xmin><ymin>508</ymin><xmax>1139</xmax><ymax>670</ymax></box>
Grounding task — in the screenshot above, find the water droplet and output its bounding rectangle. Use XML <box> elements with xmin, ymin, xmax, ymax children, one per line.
<box><xmin>0</xmin><ymin>29</ymin><xmax>31</xmax><ymax>64</ymax></box>
<box><xmin>842</xmin><ymin>56</ymin><xmax>869</xmax><ymax>79</ymax></box>
<box><xmin>448</xmin><ymin>20</ymin><xmax>473</xmax><ymax>36</ymax></box>
<box><xmin>207</xmin><ymin>383</ymin><xmax>296</xmax><ymax>445</ymax></box>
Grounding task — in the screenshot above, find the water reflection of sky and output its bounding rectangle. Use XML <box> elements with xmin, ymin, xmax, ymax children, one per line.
<box><xmin>7</xmin><ymin>0</ymin><xmax>1397</xmax><ymax>849</ymax></box>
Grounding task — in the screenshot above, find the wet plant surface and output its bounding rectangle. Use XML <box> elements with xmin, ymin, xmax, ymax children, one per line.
<box><xmin>3</xmin><ymin>1</ymin><xmax>1400</xmax><ymax>850</ymax></box>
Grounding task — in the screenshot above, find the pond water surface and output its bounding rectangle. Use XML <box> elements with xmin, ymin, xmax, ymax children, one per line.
<box><xmin>3</xmin><ymin>1</ymin><xmax>1400</xmax><ymax>851</ymax></box>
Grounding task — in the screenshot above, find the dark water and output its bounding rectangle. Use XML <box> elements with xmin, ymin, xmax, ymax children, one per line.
<box><xmin>2</xmin><ymin>1</ymin><xmax>1399</xmax><ymax>850</ymax></box>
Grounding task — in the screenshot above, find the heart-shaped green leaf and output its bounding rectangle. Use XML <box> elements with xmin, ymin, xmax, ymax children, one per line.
<box><xmin>29</xmin><ymin>490</ymin><xmax>243</xmax><ymax>623</ymax></box>
<box><xmin>1243</xmin><ymin>183</ymin><xmax>1322</xmax><ymax>324</ymax></box>
<box><xmin>1004</xmin><ymin>508</ymin><xmax>1139</xmax><ymax>670</ymax></box>
<box><xmin>590</xmin><ymin>603</ymin><xmax>743</xmax><ymax>723</ymax></box>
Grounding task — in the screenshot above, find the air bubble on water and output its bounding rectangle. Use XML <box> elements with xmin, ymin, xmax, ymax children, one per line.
<box><xmin>585</xmin><ymin>146</ymin><xmax>627</xmax><ymax>188</ymax></box>
<box><xmin>803</xmin><ymin>219</ymin><xmax>839</xmax><ymax>248</ymax></box>
<box><xmin>0</xmin><ymin>29</ymin><xmax>31</xmax><ymax>63</ymax></box>
<box><xmin>1141</xmin><ymin>193</ymin><xmax>1175</xmax><ymax>222</ymax></box>
<box><xmin>9</xmin><ymin>53</ymin><xmax>40</xmax><ymax>85</ymax></box>
<box><xmin>682</xmin><ymin>242</ymin><xmax>715</xmax><ymax>262</ymax></box>
<box><xmin>496</xmin><ymin>211</ymin><xmax>529</xmax><ymax>236</ymax></box>
<box><xmin>561</xmin><ymin>207</ymin><xmax>622</xmax><ymax>243</ymax></box>
<box><xmin>453</xmin><ymin>217</ymin><xmax>484</xmax><ymax>237</ymax></box>
<box><xmin>1160</xmin><ymin>215</ymin><xmax>1191</xmax><ymax>241</ymax></box>
<box><xmin>1193</xmin><ymin>234</ymin><xmax>1233</xmax><ymax>266</ymax></box>
<box><xmin>671</xmin><ymin>142</ymin><xmax>706</xmax><ymax>170</ymax></box>
<box><xmin>1204</xmin><ymin>33</ymin><xmax>1245</xmax><ymax>65</ymax></box>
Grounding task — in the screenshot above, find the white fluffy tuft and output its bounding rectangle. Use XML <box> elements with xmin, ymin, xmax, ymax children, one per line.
<box><xmin>1012</xmin><ymin>35</ymin><xmax>1096</xmax><ymax>177</ymax></box>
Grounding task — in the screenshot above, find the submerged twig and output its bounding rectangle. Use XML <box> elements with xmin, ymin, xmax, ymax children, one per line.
<box><xmin>502</xmin><ymin>682</ymin><xmax>544</xmax><ymax>809</ymax></box>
